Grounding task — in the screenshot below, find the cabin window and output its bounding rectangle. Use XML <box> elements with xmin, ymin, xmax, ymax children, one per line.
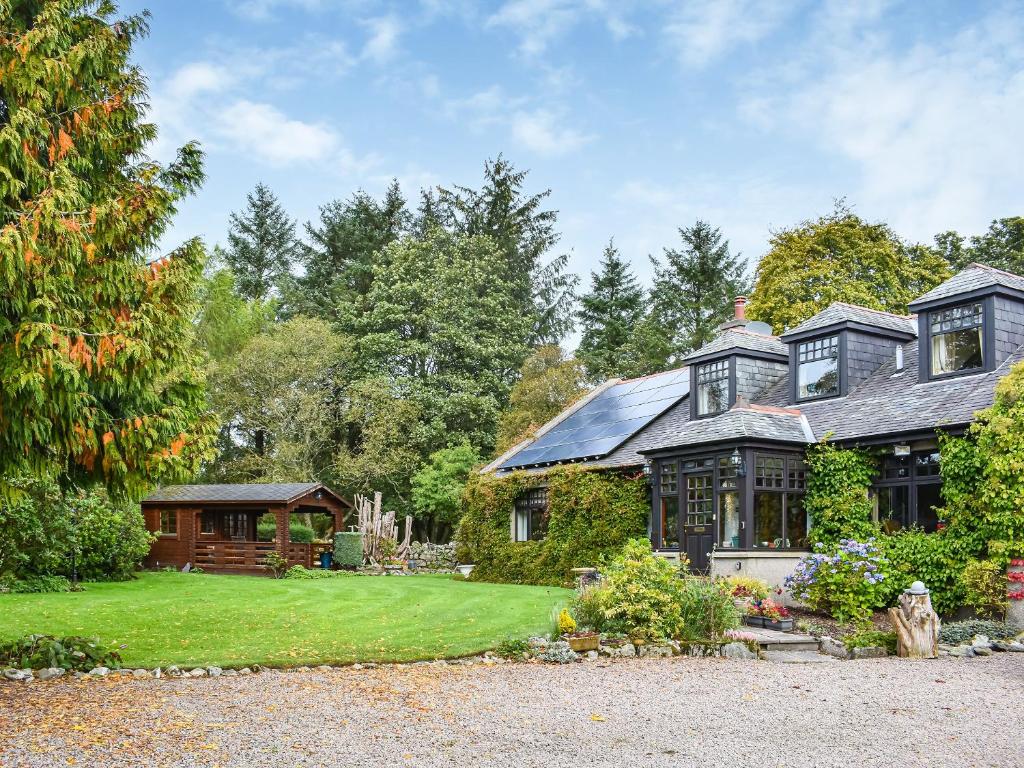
<box><xmin>159</xmin><ymin>510</ymin><xmax>177</xmax><ymax>536</ymax></box>
<box><xmin>752</xmin><ymin>454</ymin><xmax>809</xmax><ymax>549</ymax></box>
<box><xmin>872</xmin><ymin>451</ymin><xmax>942</xmax><ymax>533</ymax></box>
<box><xmin>514</xmin><ymin>488</ymin><xmax>549</xmax><ymax>542</ymax></box>
<box><xmin>200</xmin><ymin>513</ymin><xmax>216</xmax><ymax>535</ymax></box>
<box><xmin>696</xmin><ymin>360</ymin><xmax>729</xmax><ymax>416</ymax></box>
<box><xmin>797</xmin><ymin>335</ymin><xmax>839</xmax><ymax>399</ymax></box>
<box><xmin>659</xmin><ymin>462</ymin><xmax>679</xmax><ymax>548</ymax></box>
<box><xmin>929</xmin><ymin>302</ymin><xmax>983</xmax><ymax>376</ymax></box>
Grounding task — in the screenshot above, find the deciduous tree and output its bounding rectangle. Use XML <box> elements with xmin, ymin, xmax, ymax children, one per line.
<box><xmin>0</xmin><ymin>0</ymin><xmax>216</xmax><ymax>497</ymax></box>
<box><xmin>932</xmin><ymin>216</ymin><xmax>1024</xmax><ymax>275</ymax></box>
<box><xmin>411</xmin><ymin>444</ymin><xmax>481</xmax><ymax>542</ymax></box>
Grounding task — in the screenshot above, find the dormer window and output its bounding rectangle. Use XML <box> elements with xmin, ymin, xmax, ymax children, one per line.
<box><xmin>796</xmin><ymin>335</ymin><xmax>839</xmax><ymax>400</ymax></box>
<box><xmin>929</xmin><ymin>302</ymin><xmax>983</xmax><ymax>377</ymax></box>
<box><xmin>696</xmin><ymin>360</ymin><xmax>729</xmax><ymax>416</ymax></box>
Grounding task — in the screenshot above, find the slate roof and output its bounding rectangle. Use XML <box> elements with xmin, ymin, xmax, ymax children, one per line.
<box><xmin>781</xmin><ymin>302</ymin><xmax>916</xmax><ymax>339</ymax></box>
<box><xmin>910</xmin><ymin>263</ymin><xmax>1024</xmax><ymax>308</ymax></box>
<box><xmin>142</xmin><ymin>482</ymin><xmax>344</xmax><ymax>505</ymax></box>
<box><xmin>639</xmin><ymin>405</ymin><xmax>812</xmax><ymax>453</ymax></box>
<box><xmin>680</xmin><ymin>327</ymin><xmax>788</xmax><ymax>362</ymax></box>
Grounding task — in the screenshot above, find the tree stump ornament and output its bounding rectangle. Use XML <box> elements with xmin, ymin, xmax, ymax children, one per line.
<box><xmin>888</xmin><ymin>581</ymin><xmax>940</xmax><ymax>659</ymax></box>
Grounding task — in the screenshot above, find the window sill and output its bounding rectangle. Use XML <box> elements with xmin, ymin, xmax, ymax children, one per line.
<box><xmin>158</xmin><ymin>533</ymin><xmax>178</xmax><ymax>538</ymax></box>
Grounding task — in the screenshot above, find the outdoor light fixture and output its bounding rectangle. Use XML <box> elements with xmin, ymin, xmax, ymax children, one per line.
<box><xmin>642</xmin><ymin>461</ymin><xmax>653</xmax><ymax>478</ymax></box>
<box><xmin>894</xmin><ymin>444</ymin><xmax>911</xmax><ymax>457</ymax></box>
<box><xmin>729</xmin><ymin>448</ymin><xmax>746</xmax><ymax>477</ymax></box>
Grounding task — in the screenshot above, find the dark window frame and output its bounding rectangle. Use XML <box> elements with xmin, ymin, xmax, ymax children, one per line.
<box><xmin>871</xmin><ymin>450</ymin><xmax>943</xmax><ymax>533</ymax></box>
<box><xmin>159</xmin><ymin>510</ymin><xmax>178</xmax><ymax>537</ymax></box>
<box><xmin>693</xmin><ymin>358</ymin><xmax>732</xmax><ymax>418</ymax></box>
<box><xmin>795</xmin><ymin>334</ymin><xmax>841</xmax><ymax>401</ymax></box>
<box><xmin>513</xmin><ymin>487</ymin><xmax>549</xmax><ymax>542</ymax></box>
<box><xmin>919</xmin><ymin>297</ymin><xmax>993</xmax><ymax>382</ymax></box>
<box><xmin>750</xmin><ymin>453</ymin><xmax>808</xmax><ymax>550</ymax></box>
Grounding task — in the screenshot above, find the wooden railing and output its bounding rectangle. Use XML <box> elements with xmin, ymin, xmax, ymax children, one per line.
<box><xmin>193</xmin><ymin>540</ymin><xmax>331</xmax><ymax>571</ymax></box>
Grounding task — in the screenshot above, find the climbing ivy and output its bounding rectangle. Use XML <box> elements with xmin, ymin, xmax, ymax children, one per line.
<box><xmin>803</xmin><ymin>439</ymin><xmax>879</xmax><ymax>546</ymax></box>
<box><xmin>455</xmin><ymin>465</ymin><xmax>648</xmax><ymax>586</ymax></box>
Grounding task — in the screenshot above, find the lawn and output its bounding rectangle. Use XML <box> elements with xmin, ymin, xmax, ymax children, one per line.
<box><xmin>0</xmin><ymin>572</ymin><xmax>570</xmax><ymax>668</ymax></box>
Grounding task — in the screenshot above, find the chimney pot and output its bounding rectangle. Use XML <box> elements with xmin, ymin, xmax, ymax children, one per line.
<box><xmin>734</xmin><ymin>296</ymin><xmax>748</xmax><ymax>321</ymax></box>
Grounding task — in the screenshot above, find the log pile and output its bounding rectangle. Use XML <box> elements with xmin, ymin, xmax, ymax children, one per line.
<box><xmin>353</xmin><ymin>491</ymin><xmax>412</xmax><ymax>565</ymax></box>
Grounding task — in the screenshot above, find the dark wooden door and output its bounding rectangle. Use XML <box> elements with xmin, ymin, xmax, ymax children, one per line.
<box><xmin>683</xmin><ymin>473</ymin><xmax>714</xmax><ymax>572</ymax></box>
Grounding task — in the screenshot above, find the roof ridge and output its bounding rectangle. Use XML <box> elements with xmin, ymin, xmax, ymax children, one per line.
<box><xmin>830</xmin><ymin>301</ymin><xmax>915</xmax><ymax>320</ymax></box>
<box><xmin>728</xmin><ymin>326</ymin><xmax>779</xmax><ymax>340</ymax></box>
<box><xmin>964</xmin><ymin>262</ymin><xmax>1024</xmax><ymax>280</ymax></box>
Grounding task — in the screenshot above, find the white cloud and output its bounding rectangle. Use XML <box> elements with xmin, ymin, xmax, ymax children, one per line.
<box><xmin>214</xmin><ymin>100</ymin><xmax>339</xmax><ymax>165</ymax></box>
<box><xmin>664</xmin><ymin>0</ymin><xmax>797</xmax><ymax>68</ymax></box>
<box><xmin>486</xmin><ymin>0</ymin><xmax>637</xmax><ymax>57</ymax></box>
<box><xmin>165</xmin><ymin>62</ymin><xmax>235</xmax><ymax>100</ymax></box>
<box><xmin>511</xmin><ymin>109</ymin><xmax>594</xmax><ymax>155</ymax></box>
<box><xmin>741</xmin><ymin>7</ymin><xmax>1024</xmax><ymax>241</ymax></box>
<box><xmin>227</xmin><ymin>0</ymin><xmax>326</xmax><ymax>21</ymax></box>
<box><xmin>361</xmin><ymin>15</ymin><xmax>402</xmax><ymax>63</ymax></box>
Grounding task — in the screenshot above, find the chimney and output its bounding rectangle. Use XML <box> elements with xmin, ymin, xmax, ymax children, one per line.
<box><xmin>734</xmin><ymin>296</ymin><xmax>748</xmax><ymax>321</ymax></box>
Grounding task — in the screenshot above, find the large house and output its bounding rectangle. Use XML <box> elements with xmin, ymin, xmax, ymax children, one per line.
<box><xmin>483</xmin><ymin>263</ymin><xmax>1024</xmax><ymax>585</ymax></box>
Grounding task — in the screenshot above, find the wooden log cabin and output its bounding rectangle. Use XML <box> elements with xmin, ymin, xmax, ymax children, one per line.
<box><xmin>141</xmin><ymin>482</ymin><xmax>351</xmax><ymax>573</ymax></box>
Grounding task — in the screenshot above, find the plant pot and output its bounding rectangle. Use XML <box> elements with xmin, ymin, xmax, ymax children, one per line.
<box><xmin>743</xmin><ymin>615</ymin><xmax>765</xmax><ymax>628</ymax></box>
<box><xmin>565</xmin><ymin>633</ymin><xmax>600</xmax><ymax>652</ymax></box>
<box><xmin>764</xmin><ymin>618</ymin><xmax>794</xmax><ymax>632</ymax></box>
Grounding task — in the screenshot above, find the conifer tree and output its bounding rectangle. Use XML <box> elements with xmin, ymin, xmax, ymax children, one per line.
<box><xmin>0</xmin><ymin>1</ymin><xmax>217</xmax><ymax>496</ymax></box>
<box><xmin>224</xmin><ymin>182</ymin><xmax>299</xmax><ymax>301</ymax></box>
<box><xmin>650</xmin><ymin>220</ymin><xmax>749</xmax><ymax>356</ymax></box>
<box><xmin>576</xmin><ymin>240</ymin><xmax>644</xmax><ymax>380</ymax></box>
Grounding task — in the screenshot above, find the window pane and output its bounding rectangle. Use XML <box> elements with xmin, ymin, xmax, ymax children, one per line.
<box><xmin>754</xmin><ymin>455</ymin><xmax>784</xmax><ymax>489</ymax></box>
<box><xmin>529</xmin><ymin>507</ymin><xmax>548</xmax><ymax>541</ymax></box>
<box><xmin>797</xmin><ymin>336</ymin><xmax>839</xmax><ymax>398</ymax></box>
<box><xmin>659</xmin><ymin>462</ymin><xmax>678</xmax><ymax>494</ymax></box>
<box><xmin>686</xmin><ymin>474</ymin><xmax>713</xmax><ymax>526</ymax></box>
<box><xmin>515</xmin><ymin>509</ymin><xmax>529</xmax><ymax>542</ymax></box>
<box><xmin>718</xmin><ymin>491</ymin><xmax>740</xmax><ymax>548</ymax></box>
<box><xmin>788</xmin><ymin>459</ymin><xmax>807</xmax><ymax>490</ymax></box>
<box><xmin>753</xmin><ymin>493</ymin><xmax>783</xmax><ymax>548</ymax></box>
<box><xmin>877</xmin><ymin>486</ymin><xmax>909</xmax><ymax>533</ymax></box>
<box><xmin>159</xmin><ymin>511</ymin><xmax>177</xmax><ymax>535</ymax></box>
<box><xmin>930</xmin><ymin>302</ymin><xmax>984</xmax><ymax>376</ymax></box>
<box><xmin>661</xmin><ymin>497</ymin><xmax>679</xmax><ymax>548</ymax></box>
<box><xmin>914</xmin><ymin>452</ymin><xmax>940</xmax><ymax>478</ymax></box>
<box><xmin>696</xmin><ymin>360</ymin><xmax>729</xmax><ymax>415</ymax></box>
<box><xmin>785</xmin><ymin>494</ymin><xmax>809</xmax><ymax>549</ymax></box>
<box><xmin>201</xmin><ymin>513</ymin><xmax>215</xmax><ymax>534</ymax></box>
<box><xmin>916</xmin><ymin>484</ymin><xmax>942</xmax><ymax>533</ymax></box>
<box><xmin>717</xmin><ymin>455</ymin><xmax>738</xmax><ymax>489</ymax></box>
<box><xmin>883</xmin><ymin>455</ymin><xmax>911</xmax><ymax>480</ymax></box>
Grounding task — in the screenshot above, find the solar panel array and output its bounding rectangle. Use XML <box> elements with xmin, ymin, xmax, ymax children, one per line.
<box><xmin>499</xmin><ymin>368</ymin><xmax>689</xmax><ymax>470</ymax></box>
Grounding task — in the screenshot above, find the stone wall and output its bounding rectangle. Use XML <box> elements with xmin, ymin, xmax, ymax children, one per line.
<box><xmin>407</xmin><ymin>542</ymin><xmax>457</xmax><ymax>572</ymax></box>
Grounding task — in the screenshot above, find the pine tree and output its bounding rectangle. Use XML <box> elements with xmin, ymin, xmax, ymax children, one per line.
<box><xmin>437</xmin><ymin>155</ymin><xmax>578</xmax><ymax>344</ymax></box>
<box><xmin>224</xmin><ymin>182</ymin><xmax>299</xmax><ymax>301</ymax></box>
<box><xmin>0</xmin><ymin>0</ymin><xmax>217</xmax><ymax>497</ymax></box>
<box><xmin>576</xmin><ymin>240</ymin><xmax>644</xmax><ymax>380</ymax></box>
<box><xmin>651</xmin><ymin>221</ymin><xmax>749</xmax><ymax>356</ymax></box>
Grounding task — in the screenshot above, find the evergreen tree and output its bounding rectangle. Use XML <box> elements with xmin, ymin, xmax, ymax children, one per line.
<box><xmin>290</xmin><ymin>180</ymin><xmax>409</xmax><ymax>323</ymax></box>
<box><xmin>618</xmin><ymin>309</ymin><xmax>675</xmax><ymax>378</ymax></box>
<box><xmin>650</xmin><ymin>221</ymin><xmax>749</xmax><ymax>357</ymax></box>
<box><xmin>0</xmin><ymin>1</ymin><xmax>217</xmax><ymax>497</ymax></box>
<box><xmin>576</xmin><ymin>240</ymin><xmax>644</xmax><ymax>380</ymax></box>
<box><xmin>436</xmin><ymin>155</ymin><xmax>578</xmax><ymax>344</ymax></box>
<box><xmin>224</xmin><ymin>183</ymin><xmax>299</xmax><ymax>301</ymax></box>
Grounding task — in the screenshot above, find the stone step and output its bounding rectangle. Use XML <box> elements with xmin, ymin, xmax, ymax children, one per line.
<box><xmin>762</xmin><ymin>650</ymin><xmax>837</xmax><ymax>664</ymax></box>
<box><xmin>760</xmin><ymin>640</ymin><xmax>821</xmax><ymax>653</ymax></box>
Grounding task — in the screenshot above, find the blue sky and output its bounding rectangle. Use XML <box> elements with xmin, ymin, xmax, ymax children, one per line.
<box><xmin>127</xmin><ymin>0</ymin><xmax>1023</xmax><ymax>317</ymax></box>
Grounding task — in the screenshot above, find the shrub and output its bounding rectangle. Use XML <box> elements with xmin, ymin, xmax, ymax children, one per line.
<box><xmin>939</xmin><ymin>619</ymin><xmax>1018</xmax><ymax>645</ymax></box>
<box><xmin>557</xmin><ymin>607</ymin><xmax>576</xmax><ymax>635</ymax></box>
<box><xmin>0</xmin><ymin>634</ymin><xmax>122</xmax><ymax>671</ymax></box>
<box><xmin>785</xmin><ymin>539</ymin><xmax>888</xmax><ymax>626</ymax></box>
<box><xmin>283</xmin><ymin>565</ymin><xmax>355</xmax><ymax>579</ymax></box>
<box><xmin>456</xmin><ymin>465</ymin><xmax>648</xmax><ymax>586</ymax></box>
<box><xmin>0</xmin><ymin>575</ymin><xmax>72</xmax><ymax>593</ymax></box>
<box><xmin>570</xmin><ymin>586</ymin><xmax>607</xmax><ymax>632</ymax></box>
<box><xmin>595</xmin><ymin>538</ymin><xmax>687</xmax><ymax>642</ymax></box>
<box><xmin>494</xmin><ymin>638</ymin><xmax>531</xmax><ymax>659</ymax></box>
<box><xmin>536</xmin><ymin>641</ymin><xmax>579</xmax><ymax>664</ymax></box>
<box><xmin>875</xmin><ymin>529</ymin><xmax>969</xmax><ymax>615</ymax></box>
<box><xmin>960</xmin><ymin>559</ymin><xmax>1007</xmax><ymax>618</ymax></box>
<box><xmin>257</xmin><ymin>522</ymin><xmax>315</xmax><ymax>543</ymax></box>
<box><xmin>676</xmin><ymin>577</ymin><xmax>739</xmax><ymax>640</ymax></box>
<box><xmin>264</xmin><ymin>551</ymin><xmax>288</xmax><ymax>578</ymax></box>
<box><xmin>70</xmin><ymin>488</ymin><xmax>153</xmax><ymax>581</ymax></box>
<box><xmin>722</xmin><ymin>575</ymin><xmax>771</xmax><ymax>601</ymax></box>
<box><xmin>334</xmin><ymin>531</ymin><xmax>363</xmax><ymax>567</ymax></box>
<box><xmin>843</xmin><ymin>630</ymin><xmax>898</xmax><ymax>655</ymax></box>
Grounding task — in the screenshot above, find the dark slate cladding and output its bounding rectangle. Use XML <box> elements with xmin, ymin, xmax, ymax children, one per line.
<box><xmin>845</xmin><ymin>331</ymin><xmax>900</xmax><ymax>390</ymax></box>
<box><xmin>680</xmin><ymin>327</ymin><xmax>787</xmax><ymax>363</ymax></box>
<box><xmin>643</xmin><ymin>406</ymin><xmax>811</xmax><ymax>450</ymax></box>
<box><xmin>735</xmin><ymin>357</ymin><xmax>789</xmax><ymax>401</ymax></box>
<box><xmin>781</xmin><ymin>302</ymin><xmax>916</xmax><ymax>339</ymax></box>
<box><xmin>910</xmin><ymin>262</ymin><xmax>1024</xmax><ymax>308</ymax></box>
<box><xmin>993</xmin><ymin>295</ymin><xmax>1024</xmax><ymax>366</ymax></box>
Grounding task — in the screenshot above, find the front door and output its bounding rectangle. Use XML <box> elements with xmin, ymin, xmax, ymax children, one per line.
<box><xmin>683</xmin><ymin>473</ymin><xmax>714</xmax><ymax>572</ymax></box>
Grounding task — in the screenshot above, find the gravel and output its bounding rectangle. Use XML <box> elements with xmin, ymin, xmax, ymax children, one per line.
<box><xmin>2</xmin><ymin>654</ymin><xmax>1023</xmax><ymax>767</ymax></box>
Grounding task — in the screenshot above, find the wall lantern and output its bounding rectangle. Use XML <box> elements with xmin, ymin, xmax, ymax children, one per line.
<box><xmin>642</xmin><ymin>461</ymin><xmax>653</xmax><ymax>478</ymax></box>
<box><xmin>729</xmin><ymin>448</ymin><xmax>747</xmax><ymax>477</ymax></box>
<box><xmin>893</xmin><ymin>444</ymin><xmax>911</xmax><ymax>457</ymax></box>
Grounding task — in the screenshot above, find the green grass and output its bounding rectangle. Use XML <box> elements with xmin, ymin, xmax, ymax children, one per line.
<box><xmin>0</xmin><ymin>572</ymin><xmax>569</xmax><ymax>668</ymax></box>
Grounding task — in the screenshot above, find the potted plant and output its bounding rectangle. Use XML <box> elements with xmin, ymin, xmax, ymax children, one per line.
<box><xmin>758</xmin><ymin>598</ymin><xmax>794</xmax><ymax>632</ymax></box>
<box><xmin>556</xmin><ymin>607</ymin><xmax>600</xmax><ymax>652</ymax></box>
<box><xmin>743</xmin><ymin>602</ymin><xmax>765</xmax><ymax>628</ymax></box>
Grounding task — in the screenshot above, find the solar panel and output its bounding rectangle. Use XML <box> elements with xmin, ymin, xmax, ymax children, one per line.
<box><xmin>498</xmin><ymin>368</ymin><xmax>689</xmax><ymax>470</ymax></box>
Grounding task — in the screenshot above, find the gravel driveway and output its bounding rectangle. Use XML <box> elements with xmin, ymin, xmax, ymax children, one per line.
<box><xmin>2</xmin><ymin>655</ymin><xmax>1022</xmax><ymax>768</ymax></box>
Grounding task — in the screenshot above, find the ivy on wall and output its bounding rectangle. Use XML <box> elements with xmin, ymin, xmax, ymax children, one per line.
<box><xmin>803</xmin><ymin>439</ymin><xmax>878</xmax><ymax>546</ymax></box>
<box><xmin>455</xmin><ymin>465</ymin><xmax>649</xmax><ymax>586</ymax></box>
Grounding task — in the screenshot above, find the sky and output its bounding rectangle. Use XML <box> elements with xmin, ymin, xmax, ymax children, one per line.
<box><xmin>125</xmin><ymin>0</ymin><xmax>1024</xmax><ymax>334</ymax></box>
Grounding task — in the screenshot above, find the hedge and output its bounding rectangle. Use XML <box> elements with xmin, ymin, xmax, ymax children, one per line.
<box><xmin>333</xmin><ymin>532</ymin><xmax>363</xmax><ymax>567</ymax></box>
<box><xmin>455</xmin><ymin>465</ymin><xmax>648</xmax><ymax>586</ymax></box>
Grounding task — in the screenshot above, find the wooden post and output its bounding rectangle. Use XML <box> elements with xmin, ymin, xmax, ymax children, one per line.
<box><xmin>274</xmin><ymin>506</ymin><xmax>289</xmax><ymax>558</ymax></box>
<box><xmin>888</xmin><ymin>581</ymin><xmax>940</xmax><ymax>659</ymax></box>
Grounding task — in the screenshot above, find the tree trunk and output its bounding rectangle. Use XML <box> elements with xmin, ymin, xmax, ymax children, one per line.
<box><xmin>888</xmin><ymin>590</ymin><xmax>940</xmax><ymax>659</ymax></box>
